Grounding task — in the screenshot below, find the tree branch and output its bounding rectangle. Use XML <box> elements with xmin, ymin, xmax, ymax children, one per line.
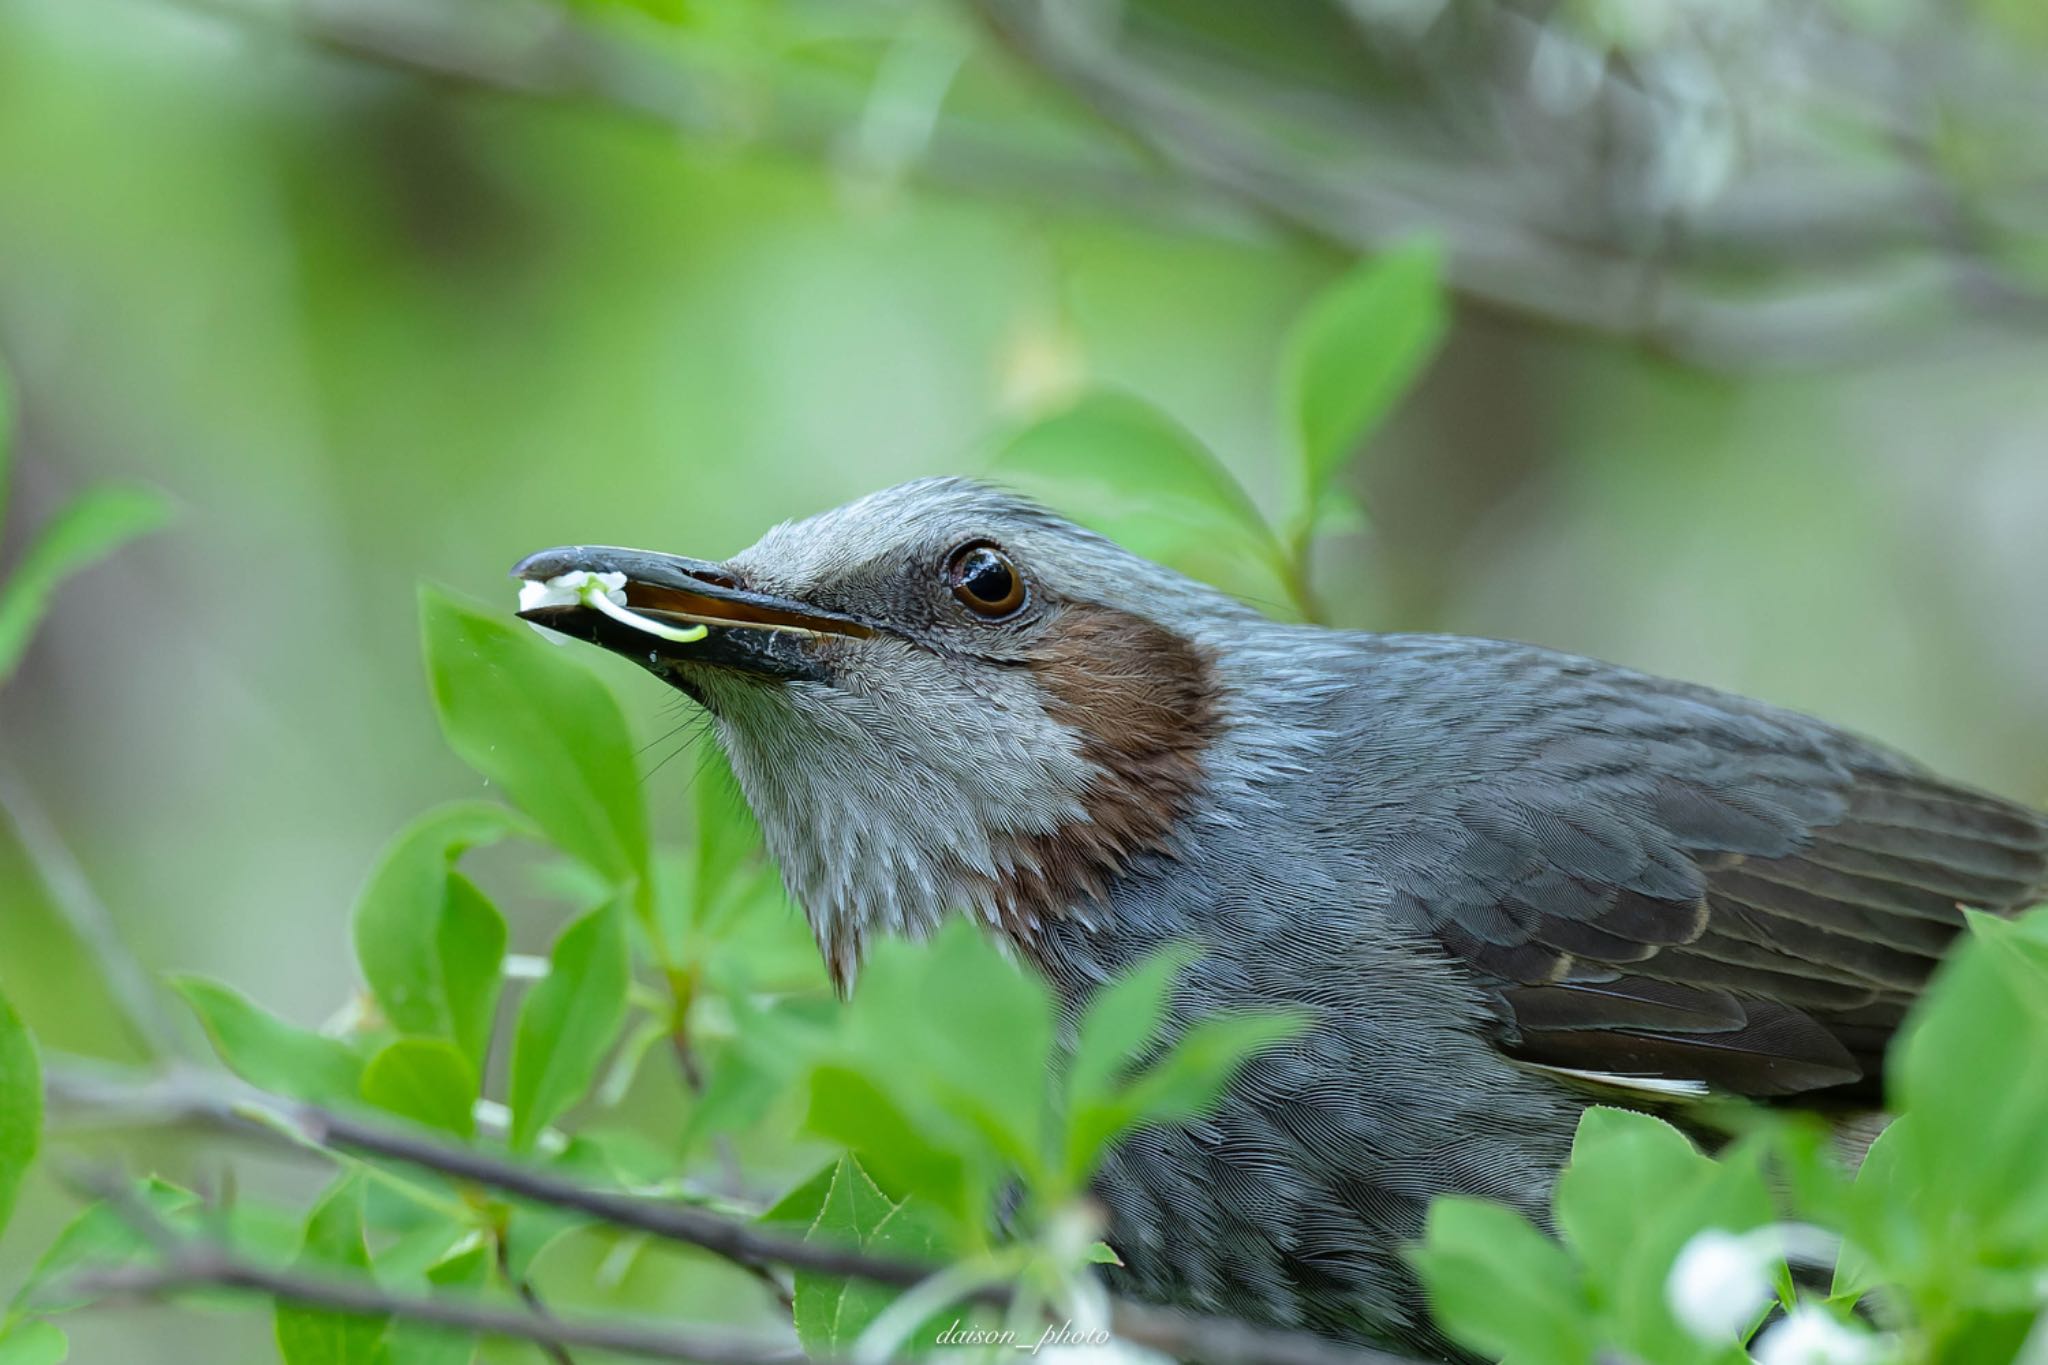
<box><xmin>491</xmin><ymin>1225</ymin><xmax>579</xmax><ymax>1365</ymax></box>
<box><xmin>962</xmin><ymin>0</ymin><xmax>2048</xmax><ymax>369</ymax></box>
<box><xmin>130</xmin><ymin>0</ymin><xmax>2048</xmax><ymax>368</ymax></box>
<box><xmin>53</xmin><ymin>1160</ymin><xmax>802</xmax><ymax>1363</ymax></box>
<box><xmin>44</xmin><ymin>1062</ymin><xmax>1431</xmax><ymax>1365</ymax></box>
<box><xmin>47</xmin><ymin>1062</ymin><xmax>927</xmax><ymax>1288</ymax></box>
<box><xmin>70</xmin><ymin>1255</ymin><xmax>811</xmax><ymax>1365</ymax></box>
<box><xmin>154</xmin><ymin>0</ymin><xmax>1242</xmax><ymax>239</ymax></box>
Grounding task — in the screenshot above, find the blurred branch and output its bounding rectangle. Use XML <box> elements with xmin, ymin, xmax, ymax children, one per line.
<box><xmin>154</xmin><ymin>0</ymin><xmax>1251</xmax><ymax>236</ymax></box>
<box><xmin>61</xmin><ymin>1166</ymin><xmax>808</xmax><ymax>1365</ymax></box>
<box><xmin>133</xmin><ymin>0</ymin><xmax>2048</xmax><ymax>368</ymax></box>
<box><xmin>0</xmin><ymin>768</ymin><xmax>193</xmax><ymax>1061</ymax></box>
<box><xmin>490</xmin><ymin>1226</ymin><xmax>580</xmax><ymax>1365</ymax></box>
<box><xmin>47</xmin><ymin>1062</ymin><xmax>880</xmax><ymax>1289</ymax></box>
<box><xmin>963</xmin><ymin>0</ymin><xmax>2048</xmax><ymax>368</ymax></box>
<box><xmin>45</xmin><ymin>1060</ymin><xmax>1432</xmax><ymax>1365</ymax></box>
<box><xmin>75</xmin><ymin>1259</ymin><xmax>801</xmax><ymax>1365</ymax></box>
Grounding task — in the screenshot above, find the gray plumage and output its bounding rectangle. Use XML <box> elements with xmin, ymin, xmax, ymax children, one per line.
<box><xmin>516</xmin><ymin>478</ymin><xmax>2048</xmax><ymax>1359</ymax></box>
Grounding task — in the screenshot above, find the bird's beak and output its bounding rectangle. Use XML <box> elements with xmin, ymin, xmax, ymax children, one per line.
<box><xmin>511</xmin><ymin>544</ymin><xmax>873</xmax><ymax>683</ymax></box>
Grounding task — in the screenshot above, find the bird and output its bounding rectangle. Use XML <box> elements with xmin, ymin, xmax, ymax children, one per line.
<box><xmin>513</xmin><ymin>477</ymin><xmax>2048</xmax><ymax>1358</ymax></box>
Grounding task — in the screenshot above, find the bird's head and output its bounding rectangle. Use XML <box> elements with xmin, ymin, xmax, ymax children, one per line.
<box><xmin>514</xmin><ymin>478</ymin><xmax>1288</xmax><ymax>985</ymax></box>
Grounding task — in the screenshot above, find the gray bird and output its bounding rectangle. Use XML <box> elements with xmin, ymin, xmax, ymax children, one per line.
<box><xmin>515</xmin><ymin>478</ymin><xmax>2048</xmax><ymax>1358</ymax></box>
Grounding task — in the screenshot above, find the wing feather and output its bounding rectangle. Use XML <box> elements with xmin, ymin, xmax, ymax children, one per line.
<box><xmin>1358</xmin><ymin>638</ymin><xmax>2048</xmax><ymax>1101</ymax></box>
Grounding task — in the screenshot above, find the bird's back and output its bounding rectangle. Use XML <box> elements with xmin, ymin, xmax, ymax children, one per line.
<box><xmin>1303</xmin><ymin>631</ymin><xmax>2048</xmax><ymax>1104</ymax></box>
<box><xmin>1058</xmin><ymin>629</ymin><xmax>2046</xmax><ymax>1356</ymax></box>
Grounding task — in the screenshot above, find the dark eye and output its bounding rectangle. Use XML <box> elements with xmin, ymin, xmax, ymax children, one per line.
<box><xmin>946</xmin><ymin>541</ymin><xmax>1027</xmax><ymax>618</ymax></box>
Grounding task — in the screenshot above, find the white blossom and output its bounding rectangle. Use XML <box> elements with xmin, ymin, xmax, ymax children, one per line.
<box><xmin>1752</xmin><ymin>1305</ymin><xmax>1889</xmax><ymax>1365</ymax></box>
<box><xmin>519</xmin><ymin>569</ymin><xmax>627</xmax><ymax>613</ymax></box>
<box><xmin>1667</xmin><ymin>1225</ymin><xmax>1842</xmax><ymax>1345</ymax></box>
<box><xmin>518</xmin><ymin>569</ymin><xmax>708</xmax><ymax>646</ymax></box>
<box><xmin>1668</xmin><ymin>1228</ymin><xmax>1779</xmax><ymax>1341</ymax></box>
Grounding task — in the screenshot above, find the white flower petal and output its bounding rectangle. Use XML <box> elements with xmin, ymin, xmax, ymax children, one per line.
<box><xmin>1752</xmin><ymin>1305</ymin><xmax>1888</xmax><ymax>1365</ymax></box>
<box><xmin>518</xmin><ymin>571</ymin><xmax>694</xmax><ymax>646</ymax></box>
<box><xmin>1667</xmin><ymin>1228</ymin><xmax>1777</xmax><ymax>1341</ymax></box>
<box><xmin>517</xmin><ymin>570</ymin><xmax>628</xmax><ymax>613</ymax></box>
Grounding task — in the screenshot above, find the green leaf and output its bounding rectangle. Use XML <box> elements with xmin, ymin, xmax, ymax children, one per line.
<box><xmin>761</xmin><ymin>1161</ymin><xmax>840</xmax><ymax>1227</ymax></box>
<box><xmin>507</xmin><ymin>899</ymin><xmax>631</xmax><ymax>1150</ymax></box>
<box><xmin>1067</xmin><ymin>945</ymin><xmax>1190</xmax><ymax>1111</ymax></box>
<box><xmin>1300</xmin><ymin>484</ymin><xmax>1368</xmax><ymax>542</ymax></box>
<box><xmin>680</xmin><ymin>993</ymin><xmax>824</xmax><ymax>1154</ymax></box>
<box><xmin>553</xmin><ymin>1127</ymin><xmax>675</xmax><ymax>1187</ymax></box>
<box><xmin>1280</xmin><ymin>243</ymin><xmax>1446</xmax><ymax>510</ymax></box>
<box><xmin>595</xmin><ymin>1014</ymin><xmax>669</xmax><ymax>1107</ymax></box>
<box><xmin>360</xmin><ymin>1038</ymin><xmax>478</xmax><ymax>1138</ymax></box>
<box><xmin>819</xmin><ymin>923</ymin><xmax>1057</xmax><ymax>1203</ymax></box>
<box><xmin>171</xmin><ymin>976</ymin><xmax>363</xmax><ymax>1104</ymax></box>
<box><xmin>1411</xmin><ymin>1197</ymin><xmax>1596</xmax><ymax>1365</ymax></box>
<box><xmin>665</xmin><ymin>755</ymin><xmax>802</xmax><ymax>976</ymax></box>
<box><xmin>437</xmin><ymin>877</ymin><xmax>506</xmax><ymax>1074</ymax></box>
<box><xmin>1554</xmin><ymin>1106</ymin><xmax>1706</xmax><ymax>1278</ymax></box>
<box><xmin>803</xmin><ymin>1064</ymin><xmax>968</xmax><ymax>1224</ymax></box>
<box><xmin>989</xmin><ymin>392</ymin><xmax>1292</xmax><ymax>603</ymax></box>
<box><xmin>0</xmin><ymin>987</ymin><xmax>40</xmax><ymax>1237</ymax></box>
<box><xmin>385</xmin><ymin>1235</ymin><xmax>488</xmax><ymax>1365</ymax></box>
<box><xmin>0</xmin><ymin>1320</ymin><xmax>65</xmax><ymax>1365</ymax></box>
<box><xmin>425</xmin><ymin>1237</ymin><xmax>490</xmax><ymax>1289</ymax></box>
<box><xmin>993</xmin><ymin>391</ymin><xmax>1274</xmax><ymax>549</ymax></box>
<box><xmin>0</xmin><ymin>484</ymin><xmax>172</xmax><ymax>684</ymax></box>
<box><xmin>275</xmin><ymin>1178</ymin><xmax>388</xmax><ymax>1365</ymax></box>
<box><xmin>351</xmin><ymin>802</ymin><xmax>520</xmax><ymax>1067</ymax></box>
<box><xmin>775</xmin><ymin>1156</ymin><xmax>949</xmax><ymax>1356</ymax></box>
<box><xmin>1836</xmin><ymin>1121</ymin><xmax>1906</xmax><ymax>1301</ymax></box>
<box><xmin>1764</xmin><ymin>1117</ymin><xmax>1855</xmax><ymax>1231</ymax></box>
<box><xmin>1067</xmin><ymin>1008</ymin><xmax>1301</xmax><ymax>1182</ymax></box>
<box><xmin>1892</xmin><ymin>911</ymin><xmax>2048</xmax><ymax>1250</ymax></box>
<box><xmin>11</xmin><ymin>1180</ymin><xmax>199</xmax><ymax>1316</ymax></box>
<box><xmin>419</xmin><ymin>587</ymin><xmax>649</xmax><ymax>906</ymax></box>
<box><xmin>1110</xmin><ymin>1010</ymin><xmax>1303</xmax><ymax>1124</ymax></box>
<box><xmin>795</xmin><ymin>923</ymin><xmax>1086</xmax><ymax>1220</ymax></box>
<box><xmin>1553</xmin><ymin>1106</ymin><xmax>1768</xmax><ymax>1362</ymax></box>
<box><xmin>909</xmin><ymin>922</ymin><xmax>1056</xmax><ymax>1170</ymax></box>
<box><xmin>498</xmin><ymin>1205</ymin><xmax>587</xmax><ymax>1286</ymax></box>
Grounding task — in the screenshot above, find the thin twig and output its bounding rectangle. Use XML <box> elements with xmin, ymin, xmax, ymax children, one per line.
<box><xmin>71</xmin><ymin>1256</ymin><xmax>1420</xmax><ymax>1365</ymax></box>
<box><xmin>61</xmin><ymin>1161</ymin><xmax>800</xmax><ymax>1364</ymax></box>
<box><xmin>664</xmin><ymin>975</ymin><xmax>762</xmax><ymax>1230</ymax></box>
<box><xmin>68</xmin><ymin>1257</ymin><xmax>812</xmax><ymax>1365</ymax></box>
<box><xmin>46</xmin><ymin>1064</ymin><xmax>962</xmax><ymax>1286</ymax></box>
<box><xmin>493</xmin><ymin>1226</ymin><xmax>578</xmax><ymax>1365</ymax></box>
<box><xmin>0</xmin><ymin>768</ymin><xmax>192</xmax><ymax>1060</ymax></box>
<box><xmin>44</xmin><ymin>1063</ymin><xmax>1430</xmax><ymax>1365</ymax></box>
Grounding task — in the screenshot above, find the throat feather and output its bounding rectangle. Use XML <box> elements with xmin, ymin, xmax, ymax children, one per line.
<box><xmin>969</xmin><ymin>602</ymin><xmax>1220</xmax><ymax>947</ymax></box>
<box><xmin>709</xmin><ymin>603</ymin><xmax>1220</xmax><ymax>992</ymax></box>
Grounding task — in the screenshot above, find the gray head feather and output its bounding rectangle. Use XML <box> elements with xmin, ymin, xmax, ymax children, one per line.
<box><xmin>689</xmin><ymin>478</ymin><xmax>1340</xmax><ymax>983</ymax></box>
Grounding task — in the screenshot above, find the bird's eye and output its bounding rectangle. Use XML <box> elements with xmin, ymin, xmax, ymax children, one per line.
<box><xmin>946</xmin><ymin>541</ymin><xmax>1027</xmax><ymax>618</ymax></box>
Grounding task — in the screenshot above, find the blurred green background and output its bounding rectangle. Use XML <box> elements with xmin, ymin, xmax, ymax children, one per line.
<box><xmin>3</xmin><ymin>0</ymin><xmax>2046</xmax><ymax>1357</ymax></box>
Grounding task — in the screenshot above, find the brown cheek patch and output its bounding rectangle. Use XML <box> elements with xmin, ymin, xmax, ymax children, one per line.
<box><xmin>980</xmin><ymin>602</ymin><xmax>1220</xmax><ymax>944</ymax></box>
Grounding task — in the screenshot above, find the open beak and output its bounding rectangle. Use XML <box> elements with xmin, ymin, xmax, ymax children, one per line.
<box><xmin>511</xmin><ymin>545</ymin><xmax>873</xmax><ymax>683</ymax></box>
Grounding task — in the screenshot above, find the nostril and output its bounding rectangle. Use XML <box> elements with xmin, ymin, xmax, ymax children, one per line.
<box><xmin>688</xmin><ymin>566</ymin><xmax>743</xmax><ymax>591</ymax></box>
